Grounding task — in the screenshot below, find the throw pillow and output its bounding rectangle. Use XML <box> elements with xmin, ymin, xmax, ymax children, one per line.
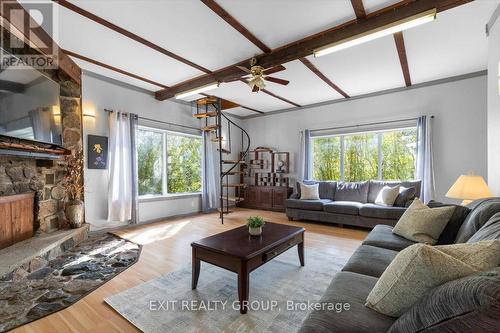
<box><xmin>426</xmin><ymin>201</ymin><xmax>471</xmax><ymax>245</ymax></box>
<box><xmin>299</xmin><ymin>183</ymin><xmax>320</xmax><ymax>200</ymax></box>
<box><xmin>365</xmin><ymin>240</ymin><xmax>500</xmax><ymax>317</ymax></box>
<box><xmin>467</xmin><ymin>212</ymin><xmax>500</xmax><ymax>243</ymax></box>
<box><xmin>388</xmin><ymin>267</ymin><xmax>500</xmax><ymax>333</ymax></box>
<box><xmin>375</xmin><ymin>185</ymin><xmax>400</xmax><ymax>206</ymax></box>
<box><xmin>393</xmin><ymin>199</ymin><xmax>455</xmax><ymax>244</ymax></box>
<box><xmin>393</xmin><ymin>187</ymin><xmax>416</xmax><ymax>207</ymax></box>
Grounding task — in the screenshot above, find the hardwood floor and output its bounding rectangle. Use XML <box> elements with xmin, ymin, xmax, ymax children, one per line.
<box><xmin>12</xmin><ymin>208</ymin><xmax>368</xmax><ymax>333</ymax></box>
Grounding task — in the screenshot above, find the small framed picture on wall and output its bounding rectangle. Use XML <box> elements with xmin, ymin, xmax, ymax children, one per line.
<box><xmin>87</xmin><ymin>135</ymin><xmax>108</xmax><ymax>169</ymax></box>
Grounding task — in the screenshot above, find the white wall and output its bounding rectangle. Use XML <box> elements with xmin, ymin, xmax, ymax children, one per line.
<box><xmin>488</xmin><ymin>12</ymin><xmax>500</xmax><ymax>195</ymax></box>
<box><xmin>82</xmin><ymin>74</ymin><xmax>203</xmax><ymax>231</ymax></box>
<box><xmin>242</xmin><ymin>75</ymin><xmax>488</xmax><ymax>203</ymax></box>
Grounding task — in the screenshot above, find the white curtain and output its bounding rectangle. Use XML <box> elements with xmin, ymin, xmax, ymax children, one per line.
<box><xmin>202</xmin><ymin>132</ymin><xmax>220</xmax><ymax>212</ymax></box>
<box><xmin>416</xmin><ymin>115</ymin><xmax>435</xmax><ymax>203</ymax></box>
<box><xmin>298</xmin><ymin>129</ymin><xmax>311</xmax><ymax>181</ymax></box>
<box><xmin>108</xmin><ymin>111</ymin><xmax>138</xmax><ymax>223</ymax></box>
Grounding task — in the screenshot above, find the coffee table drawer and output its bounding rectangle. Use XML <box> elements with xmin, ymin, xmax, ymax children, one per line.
<box><xmin>262</xmin><ymin>234</ymin><xmax>302</xmax><ymax>262</ymax></box>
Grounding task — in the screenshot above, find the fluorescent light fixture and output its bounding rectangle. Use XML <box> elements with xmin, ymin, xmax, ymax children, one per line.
<box><xmin>314</xmin><ymin>8</ymin><xmax>436</xmax><ymax>57</ymax></box>
<box><xmin>175</xmin><ymin>82</ymin><xmax>219</xmax><ymax>99</ymax></box>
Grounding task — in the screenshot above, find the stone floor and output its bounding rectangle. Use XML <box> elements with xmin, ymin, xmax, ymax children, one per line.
<box><xmin>0</xmin><ymin>233</ymin><xmax>141</xmax><ymax>333</ymax></box>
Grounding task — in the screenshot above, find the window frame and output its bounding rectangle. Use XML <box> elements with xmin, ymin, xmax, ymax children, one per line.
<box><xmin>311</xmin><ymin>126</ymin><xmax>417</xmax><ymax>182</ymax></box>
<box><xmin>137</xmin><ymin>125</ymin><xmax>203</xmax><ymax>201</ymax></box>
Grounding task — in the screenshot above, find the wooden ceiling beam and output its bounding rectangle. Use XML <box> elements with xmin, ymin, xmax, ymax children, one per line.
<box><xmin>62</xmin><ymin>49</ymin><xmax>170</xmax><ymax>89</ymax></box>
<box><xmin>299</xmin><ymin>58</ymin><xmax>350</xmax><ymax>98</ymax></box>
<box><xmin>156</xmin><ymin>0</ymin><xmax>471</xmax><ymax>100</ymax></box>
<box><xmin>53</xmin><ymin>0</ymin><xmax>212</xmax><ymax>74</ymax></box>
<box><xmin>200</xmin><ymin>0</ymin><xmax>271</xmax><ymax>53</ymax></box>
<box><xmin>350</xmin><ymin>0</ymin><xmax>367</xmax><ymax>19</ymax></box>
<box><xmin>393</xmin><ymin>32</ymin><xmax>412</xmax><ymax>87</ymax></box>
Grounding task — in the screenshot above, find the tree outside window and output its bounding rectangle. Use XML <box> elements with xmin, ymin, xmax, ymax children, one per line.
<box><xmin>312</xmin><ymin>127</ymin><xmax>417</xmax><ymax>182</ymax></box>
<box><xmin>137</xmin><ymin>127</ymin><xmax>202</xmax><ymax>197</ymax></box>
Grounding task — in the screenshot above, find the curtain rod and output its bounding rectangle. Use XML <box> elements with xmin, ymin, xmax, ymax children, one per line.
<box><xmin>310</xmin><ymin>115</ymin><xmax>434</xmax><ymax>133</ymax></box>
<box><xmin>104</xmin><ymin>109</ymin><xmax>201</xmax><ymax>131</ymax></box>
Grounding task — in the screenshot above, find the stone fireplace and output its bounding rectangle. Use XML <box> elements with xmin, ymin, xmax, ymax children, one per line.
<box><xmin>0</xmin><ymin>71</ymin><xmax>83</xmax><ymax>235</ymax></box>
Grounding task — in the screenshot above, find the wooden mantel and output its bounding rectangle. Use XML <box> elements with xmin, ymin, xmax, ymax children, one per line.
<box><xmin>0</xmin><ymin>135</ymin><xmax>71</xmax><ymax>157</ymax></box>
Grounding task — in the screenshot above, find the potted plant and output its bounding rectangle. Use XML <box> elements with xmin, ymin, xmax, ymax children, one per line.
<box><xmin>247</xmin><ymin>216</ymin><xmax>265</xmax><ymax>236</ymax></box>
<box><xmin>62</xmin><ymin>147</ymin><xmax>84</xmax><ymax>228</ymax></box>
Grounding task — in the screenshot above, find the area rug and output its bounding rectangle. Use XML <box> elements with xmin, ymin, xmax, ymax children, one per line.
<box><xmin>0</xmin><ymin>233</ymin><xmax>141</xmax><ymax>333</ymax></box>
<box><xmin>105</xmin><ymin>248</ymin><xmax>346</xmax><ymax>333</ymax></box>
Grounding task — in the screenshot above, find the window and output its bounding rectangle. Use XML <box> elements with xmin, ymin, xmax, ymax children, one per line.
<box><xmin>137</xmin><ymin>126</ymin><xmax>202</xmax><ymax>197</ymax></box>
<box><xmin>312</xmin><ymin>127</ymin><xmax>417</xmax><ymax>182</ymax></box>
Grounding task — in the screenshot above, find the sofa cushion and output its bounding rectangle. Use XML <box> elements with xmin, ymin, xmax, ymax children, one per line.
<box><xmin>455</xmin><ymin>198</ymin><xmax>500</xmax><ymax>243</ymax></box>
<box><xmin>368</xmin><ymin>180</ymin><xmax>422</xmax><ymax>204</ymax></box>
<box><xmin>286</xmin><ymin>199</ymin><xmax>332</xmax><ymax>211</ymax></box>
<box><xmin>362</xmin><ymin>225</ymin><xmax>416</xmax><ymax>251</ymax></box>
<box><xmin>334</xmin><ymin>181</ymin><xmax>369</xmax><ymax>203</ymax></box>
<box><xmin>388</xmin><ymin>268</ymin><xmax>500</xmax><ymax>333</ymax></box>
<box><xmin>299</xmin><ymin>182</ymin><xmax>320</xmax><ymax>200</ymax></box>
<box><xmin>467</xmin><ymin>212</ymin><xmax>500</xmax><ymax>243</ymax></box>
<box><xmin>394</xmin><ymin>187</ymin><xmax>417</xmax><ymax>207</ymax></box>
<box><xmin>298</xmin><ymin>272</ymin><xmax>395</xmax><ymax>333</ymax></box>
<box><xmin>296</xmin><ymin>181</ymin><xmax>336</xmax><ymax>200</ymax></box>
<box><xmin>342</xmin><ymin>245</ymin><xmax>398</xmax><ymax>278</ymax></box>
<box><xmin>323</xmin><ymin>201</ymin><xmax>363</xmax><ymax>215</ymax></box>
<box><xmin>365</xmin><ymin>241</ymin><xmax>500</xmax><ymax>317</ymax></box>
<box><xmin>359</xmin><ymin>203</ymin><xmax>406</xmax><ymax>220</ymax></box>
<box><xmin>393</xmin><ymin>199</ymin><xmax>455</xmax><ymax>245</ymax></box>
<box><xmin>427</xmin><ymin>201</ymin><xmax>471</xmax><ymax>245</ymax></box>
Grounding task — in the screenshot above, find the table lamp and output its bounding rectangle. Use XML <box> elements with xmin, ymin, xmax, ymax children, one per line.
<box><xmin>446</xmin><ymin>173</ymin><xmax>492</xmax><ymax>205</ymax></box>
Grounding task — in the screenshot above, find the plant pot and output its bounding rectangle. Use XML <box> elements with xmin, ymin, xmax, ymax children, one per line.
<box><xmin>65</xmin><ymin>200</ymin><xmax>84</xmax><ymax>228</ymax></box>
<box><xmin>249</xmin><ymin>226</ymin><xmax>262</xmax><ymax>236</ymax></box>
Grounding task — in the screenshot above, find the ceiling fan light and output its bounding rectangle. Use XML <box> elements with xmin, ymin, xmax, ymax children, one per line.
<box><xmin>314</xmin><ymin>8</ymin><xmax>436</xmax><ymax>57</ymax></box>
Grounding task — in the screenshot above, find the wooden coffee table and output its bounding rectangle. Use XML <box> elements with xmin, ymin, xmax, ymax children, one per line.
<box><xmin>191</xmin><ymin>222</ymin><xmax>305</xmax><ymax>314</ymax></box>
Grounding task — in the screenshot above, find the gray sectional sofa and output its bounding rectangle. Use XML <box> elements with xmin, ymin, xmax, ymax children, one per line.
<box><xmin>298</xmin><ymin>198</ymin><xmax>500</xmax><ymax>333</ymax></box>
<box><xmin>286</xmin><ymin>180</ymin><xmax>422</xmax><ymax>228</ymax></box>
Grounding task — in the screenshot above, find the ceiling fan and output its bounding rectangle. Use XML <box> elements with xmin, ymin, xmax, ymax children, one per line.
<box><xmin>227</xmin><ymin>58</ymin><xmax>289</xmax><ymax>92</ymax></box>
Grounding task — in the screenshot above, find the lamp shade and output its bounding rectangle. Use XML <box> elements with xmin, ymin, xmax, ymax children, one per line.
<box><xmin>446</xmin><ymin>175</ymin><xmax>492</xmax><ymax>200</ymax></box>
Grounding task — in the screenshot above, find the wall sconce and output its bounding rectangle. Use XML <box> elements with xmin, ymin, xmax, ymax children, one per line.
<box><xmin>82</xmin><ymin>102</ymin><xmax>96</xmax><ymax>119</ymax></box>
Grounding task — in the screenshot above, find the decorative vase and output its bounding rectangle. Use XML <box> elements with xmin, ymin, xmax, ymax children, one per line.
<box><xmin>249</xmin><ymin>226</ymin><xmax>262</xmax><ymax>236</ymax></box>
<box><xmin>65</xmin><ymin>200</ymin><xmax>84</xmax><ymax>228</ymax></box>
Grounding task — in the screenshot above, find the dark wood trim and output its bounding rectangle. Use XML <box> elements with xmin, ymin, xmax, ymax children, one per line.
<box><xmin>239</xmin><ymin>79</ymin><xmax>300</xmax><ymax>108</ymax></box>
<box><xmin>53</xmin><ymin>0</ymin><xmax>211</xmax><ymax>74</ymax></box>
<box><xmin>0</xmin><ymin>135</ymin><xmax>71</xmax><ymax>156</ymax></box>
<box><xmin>0</xmin><ymin>0</ymin><xmax>81</xmax><ymax>84</ymax></box>
<box><xmin>200</xmin><ymin>0</ymin><xmax>271</xmax><ymax>53</ymax></box>
<box><xmin>62</xmin><ymin>49</ymin><xmax>169</xmax><ymax>89</ymax></box>
<box><xmin>393</xmin><ymin>32</ymin><xmax>412</xmax><ymax>87</ymax></box>
<box><xmin>200</xmin><ymin>93</ymin><xmax>264</xmax><ymax>114</ymax></box>
<box><xmin>261</xmin><ymin>88</ymin><xmax>301</xmax><ymax>107</ymax></box>
<box><xmin>350</xmin><ymin>0</ymin><xmax>367</xmax><ymax>19</ymax></box>
<box><xmin>155</xmin><ymin>0</ymin><xmax>471</xmax><ymax>100</ymax></box>
<box><xmin>299</xmin><ymin>58</ymin><xmax>350</xmax><ymax>98</ymax></box>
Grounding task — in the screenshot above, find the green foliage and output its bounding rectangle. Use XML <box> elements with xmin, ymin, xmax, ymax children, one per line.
<box><xmin>312</xmin><ymin>128</ymin><xmax>417</xmax><ymax>182</ymax></box>
<box><xmin>167</xmin><ymin>134</ymin><xmax>202</xmax><ymax>194</ymax></box>
<box><xmin>246</xmin><ymin>216</ymin><xmax>265</xmax><ymax>228</ymax></box>
<box><xmin>312</xmin><ymin>136</ymin><xmax>341</xmax><ymax>181</ymax></box>
<box><xmin>137</xmin><ymin>129</ymin><xmax>163</xmax><ymax>196</ymax></box>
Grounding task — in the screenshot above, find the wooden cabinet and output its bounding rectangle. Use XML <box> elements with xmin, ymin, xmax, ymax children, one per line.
<box><xmin>239</xmin><ymin>186</ymin><xmax>293</xmax><ymax>212</ymax></box>
<box><xmin>0</xmin><ymin>192</ymin><xmax>34</xmax><ymax>250</ymax></box>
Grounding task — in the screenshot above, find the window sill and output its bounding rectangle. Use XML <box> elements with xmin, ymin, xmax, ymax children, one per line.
<box><xmin>139</xmin><ymin>192</ymin><xmax>201</xmax><ymax>203</ymax></box>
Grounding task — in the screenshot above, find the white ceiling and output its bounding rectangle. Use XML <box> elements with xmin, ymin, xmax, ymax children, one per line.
<box><xmin>40</xmin><ymin>0</ymin><xmax>498</xmax><ymax>117</ymax></box>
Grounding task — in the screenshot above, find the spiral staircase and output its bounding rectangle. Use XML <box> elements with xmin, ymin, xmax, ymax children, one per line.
<box><xmin>194</xmin><ymin>96</ymin><xmax>250</xmax><ymax>223</ymax></box>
